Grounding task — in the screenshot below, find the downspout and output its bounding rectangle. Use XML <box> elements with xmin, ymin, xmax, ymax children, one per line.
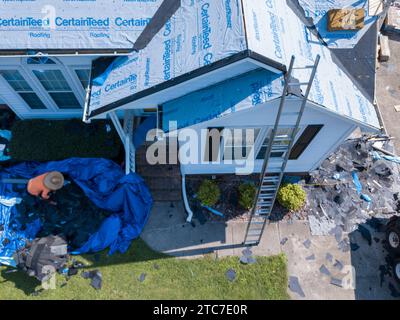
<box><xmin>181</xmin><ymin>169</ymin><xmax>194</xmax><ymax>223</ymax></box>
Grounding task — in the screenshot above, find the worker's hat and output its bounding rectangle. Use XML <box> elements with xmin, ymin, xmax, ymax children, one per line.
<box><xmin>43</xmin><ymin>171</ymin><xmax>64</xmax><ymax>191</ymax></box>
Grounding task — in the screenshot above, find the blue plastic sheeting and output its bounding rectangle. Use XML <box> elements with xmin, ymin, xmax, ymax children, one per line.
<box><xmin>162</xmin><ymin>69</ymin><xmax>284</xmax><ymax>131</ymax></box>
<box><xmin>351</xmin><ymin>171</ymin><xmax>372</xmax><ymax>203</ymax></box>
<box><xmin>133</xmin><ymin>116</ymin><xmax>157</xmax><ymax>149</ymax></box>
<box><xmin>298</xmin><ymin>0</ymin><xmax>378</xmax><ymax>48</ymax></box>
<box><xmin>0</xmin><ymin>158</ymin><xmax>153</xmax><ymax>266</ymax></box>
<box><xmin>0</xmin><ymin>130</ymin><xmax>11</xmax><ymax>162</ymax></box>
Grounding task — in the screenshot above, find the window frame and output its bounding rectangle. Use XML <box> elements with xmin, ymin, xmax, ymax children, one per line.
<box><xmin>0</xmin><ymin>69</ymin><xmax>48</xmax><ymax>110</ymax></box>
<box><xmin>22</xmin><ymin>58</ymin><xmax>87</xmax><ymax>111</ymax></box>
<box><xmin>255</xmin><ymin>126</ymin><xmax>305</xmax><ymax>161</ymax></box>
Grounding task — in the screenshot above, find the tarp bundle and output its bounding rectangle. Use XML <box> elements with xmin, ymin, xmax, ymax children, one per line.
<box><xmin>0</xmin><ymin>158</ymin><xmax>153</xmax><ymax>267</ymax></box>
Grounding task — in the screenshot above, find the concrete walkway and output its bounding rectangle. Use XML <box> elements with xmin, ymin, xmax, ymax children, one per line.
<box><xmin>142</xmin><ymin>201</ymin><xmax>400</xmax><ymax>300</ymax></box>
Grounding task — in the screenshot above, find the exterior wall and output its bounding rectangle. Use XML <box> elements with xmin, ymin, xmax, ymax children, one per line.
<box><xmin>177</xmin><ymin>98</ymin><xmax>358</xmax><ymax>175</ymax></box>
<box><xmin>0</xmin><ymin>55</ymin><xmax>94</xmax><ymax>119</ymax></box>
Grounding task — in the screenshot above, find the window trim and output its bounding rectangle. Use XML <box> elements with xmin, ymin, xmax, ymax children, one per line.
<box><xmin>289</xmin><ymin>125</ymin><xmax>324</xmax><ymax>160</ymax></box>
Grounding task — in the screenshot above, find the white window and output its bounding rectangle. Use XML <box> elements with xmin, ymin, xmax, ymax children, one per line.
<box><xmin>0</xmin><ymin>70</ymin><xmax>47</xmax><ymax>110</ymax></box>
<box><xmin>32</xmin><ymin>69</ymin><xmax>81</xmax><ymax>109</ymax></box>
<box><xmin>204</xmin><ymin>127</ymin><xmax>261</xmax><ymax>162</ymax></box>
<box><xmin>256</xmin><ymin>127</ymin><xmax>299</xmax><ymax>160</ymax></box>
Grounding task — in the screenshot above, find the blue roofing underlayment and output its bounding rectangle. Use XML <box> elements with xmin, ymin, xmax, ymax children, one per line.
<box><xmin>162</xmin><ymin>69</ymin><xmax>284</xmax><ymax>132</ymax></box>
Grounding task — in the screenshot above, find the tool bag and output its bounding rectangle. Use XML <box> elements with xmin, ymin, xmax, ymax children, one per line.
<box><xmin>14</xmin><ymin>235</ymin><xmax>68</xmax><ymax>282</ymax></box>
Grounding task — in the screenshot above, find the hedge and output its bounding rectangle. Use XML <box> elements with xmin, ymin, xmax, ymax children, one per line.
<box><xmin>9</xmin><ymin>119</ymin><xmax>122</xmax><ymax>162</ymax></box>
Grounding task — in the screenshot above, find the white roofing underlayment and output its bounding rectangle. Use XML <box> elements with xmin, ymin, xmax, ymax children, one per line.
<box><xmin>0</xmin><ymin>0</ymin><xmax>380</xmax><ymax>129</ymax></box>
<box><xmin>84</xmin><ymin>0</ymin><xmax>381</xmax><ymax>130</ymax></box>
<box><xmin>0</xmin><ymin>0</ymin><xmax>162</xmax><ymax>50</ymax></box>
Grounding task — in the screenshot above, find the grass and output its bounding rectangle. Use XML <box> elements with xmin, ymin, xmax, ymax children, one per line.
<box><xmin>0</xmin><ymin>239</ymin><xmax>289</xmax><ymax>300</ymax></box>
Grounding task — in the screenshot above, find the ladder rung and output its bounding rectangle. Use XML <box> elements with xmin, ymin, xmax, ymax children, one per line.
<box><xmin>271</xmin><ymin>146</ymin><xmax>289</xmax><ymax>151</ymax></box>
<box><xmin>292</xmin><ymin>65</ymin><xmax>315</xmax><ymax>70</ymax></box>
<box><xmin>256</xmin><ymin>210</ymin><xmax>271</xmax><ymax>215</ymax></box>
<box><xmin>263</xmin><ymin>176</ymin><xmax>280</xmax><ymax>181</ymax></box>
<box><xmin>288</xmin><ymin>82</ymin><xmax>309</xmax><ymax>86</ymax></box>
<box><xmin>259</xmin><ymin>195</ymin><xmax>274</xmax><ymax>200</ymax></box>
<box><xmin>250</xmin><ymin>221</ymin><xmax>265</xmax><ymax>225</ymax></box>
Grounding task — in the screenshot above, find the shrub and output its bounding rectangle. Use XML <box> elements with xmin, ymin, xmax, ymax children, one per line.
<box><xmin>9</xmin><ymin>119</ymin><xmax>122</xmax><ymax>162</ymax></box>
<box><xmin>277</xmin><ymin>184</ymin><xmax>306</xmax><ymax>211</ymax></box>
<box><xmin>238</xmin><ymin>183</ymin><xmax>257</xmax><ymax>210</ymax></box>
<box><xmin>197</xmin><ymin>179</ymin><xmax>221</xmax><ymax>207</ymax></box>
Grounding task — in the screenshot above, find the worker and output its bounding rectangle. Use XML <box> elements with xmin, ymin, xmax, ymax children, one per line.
<box><xmin>27</xmin><ymin>171</ymin><xmax>65</xmax><ymax>200</ymax></box>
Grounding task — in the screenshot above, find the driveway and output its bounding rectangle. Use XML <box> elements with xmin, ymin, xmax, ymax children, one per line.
<box><xmin>141</xmin><ymin>201</ymin><xmax>400</xmax><ymax>300</ymax></box>
<box><xmin>376</xmin><ymin>32</ymin><xmax>400</xmax><ymax>152</ymax></box>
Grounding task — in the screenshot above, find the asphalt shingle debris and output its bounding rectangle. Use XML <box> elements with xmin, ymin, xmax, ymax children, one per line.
<box><xmin>303</xmin><ymin>239</ymin><xmax>312</xmax><ymax>249</ymax></box>
<box><xmin>225</xmin><ymin>269</ymin><xmax>236</xmax><ymax>282</ymax></box>
<box><xmin>306</xmin><ymin>254</ymin><xmax>316</xmax><ymax>261</ymax></box>
<box><xmin>319</xmin><ymin>265</ymin><xmax>331</xmax><ymax>276</ymax></box>
<box><xmin>302</xmin><ymin>136</ymin><xmax>400</xmax><ymax>236</ymax></box>
<box><xmin>338</xmin><ymin>239</ymin><xmax>351</xmax><ymax>253</ymax></box>
<box><xmin>82</xmin><ymin>270</ymin><xmax>102</xmax><ymax>290</ymax></box>
<box><xmin>288</xmin><ymin>276</ymin><xmax>305</xmax><ymax>298</ymax></box>
<box><xmin>330</xmin><ymin>277</ymin><xmax>343</xmax><ymax>288</ymax></box>
<box><xmin>139</xmin><ymin>273</ymin><xmax>146</xmax><ymax>283</ymax></box>
<box><xmin>333</xmin><ymin>260</ymin><xmax>344</xmax><ymax>271</ymax></box>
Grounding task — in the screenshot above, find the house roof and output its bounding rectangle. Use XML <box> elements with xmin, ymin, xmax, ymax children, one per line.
<box><xmin>0</xmin><ymin>0</ymin><xmax>162</xmax><ymax>52</ymax></box>
<box><xmin>242</xmin><ymin>0</ymin><xmax>381</xmax><ymax>129</ymax></box>
<box><xmin>295</xmin><ymin>0</ymin><xmax>379</xmax><ymax>49</ymax></box>
<box><xmin>82</xmin><ymin>0</ymin><xmax>381</xmax><ymax>130</ymax></box>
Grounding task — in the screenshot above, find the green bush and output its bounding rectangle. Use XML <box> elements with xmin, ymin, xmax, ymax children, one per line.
<box><xmin>9</xmin><ymin>119</ymin><xmax>122</xmax><ymax>162</ymax></box>
<box><xmin>238</xmin><ymin>183</ymin><xmax>257</xmax><ymax>210</ymax></box>
<box><xmin>277</xmin><ymin>184</ymin><xmax>306</xmax><ymax>211</ymax></box>
<box><xmin>197</xmin><ymin>180</ymin><xmax>221</xmax><ymax>207</ymax></box>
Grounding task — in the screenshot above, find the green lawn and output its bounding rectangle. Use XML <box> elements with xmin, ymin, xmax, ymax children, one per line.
<box><xmin>0</xmin><ymin>239</ymin><xmax>289</xmax><ymax>300</ymax></box>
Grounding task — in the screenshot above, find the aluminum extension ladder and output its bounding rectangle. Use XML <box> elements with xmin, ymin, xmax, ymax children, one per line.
<box><xmin>243</xmin><ymin>55</ymin><xmax>321</xmax><ymax>246</ymax></box>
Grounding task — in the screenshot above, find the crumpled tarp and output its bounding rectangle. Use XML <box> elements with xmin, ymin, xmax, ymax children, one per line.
<box><xmin>0</xmin><ymin>158</ymin><xmax>153</xmax><ymax>266</ymax></box>
<box><xmin>0</xmin><ymin>130</ymin><xmax>11</xmax><ymax>162</ymax></box>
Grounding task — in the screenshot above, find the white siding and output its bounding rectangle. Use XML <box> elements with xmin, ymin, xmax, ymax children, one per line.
<box><xmin>178</xmin><ymin>98</ymin><xmax>358</xmax><ymax>175</ymax></box>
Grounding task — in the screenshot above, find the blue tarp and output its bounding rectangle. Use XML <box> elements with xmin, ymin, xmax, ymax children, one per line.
<box><xmin>0</xmin><ymin>158</ymin><xmax>153</xmax><ymax>267</ymax></box>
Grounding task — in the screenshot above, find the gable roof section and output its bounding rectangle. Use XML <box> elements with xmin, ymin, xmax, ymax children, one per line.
<box><xmin>242</xmin><ymin>0</ymin><xmax>381</xmax><ymax>129</ymax></box>
<box><xmin>86</xmin><ymin>0</ymin><xmax>248</xmax><ymax>118</ymax></box>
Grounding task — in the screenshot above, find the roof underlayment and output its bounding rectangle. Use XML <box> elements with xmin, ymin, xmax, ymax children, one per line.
<box><xmin>297</xmin><ymin>0</ymin><xmax>378</xmax><ymax>48</ymax></box>
<box><xmin>242</xmin><ymin>0</ymin><xmax>381</xmax><ymax>129</ymax></box>
<box><xmin>0</xmin><ymin>0</ymin><xmax>163</xmax><ymax>50</ymax></box>
<box><xmin>82</xmin><ymin>0</ymin><xmax>381</xmax><ymax>130</ymax></box>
